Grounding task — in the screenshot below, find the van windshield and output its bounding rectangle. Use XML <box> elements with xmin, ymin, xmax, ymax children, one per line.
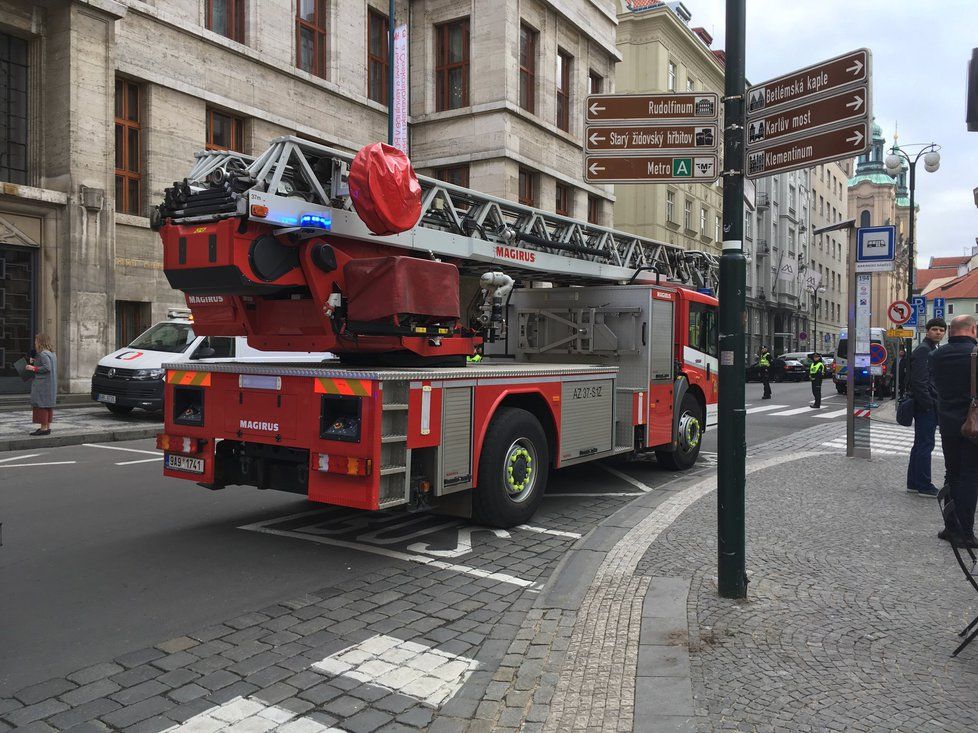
<box><xmin>836</xmin><ymin>338</ymin><xmax>882</xmax><ymax>359</ymax></box>
<box><xmin>128</xmin><ymin>323</ymin><xmax>196</xmax><ymax>353</ymax></box>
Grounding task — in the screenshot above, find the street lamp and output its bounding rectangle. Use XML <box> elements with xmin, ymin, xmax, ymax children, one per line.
<box><xmin>884</xmin><ymin>142</ymin><xmax>940</xmax><ymax>373</ymax></box>
<box><xmin>884</xmin><ymin>143</ymin><xmax>941</xmax><ymax>303</ymax></box>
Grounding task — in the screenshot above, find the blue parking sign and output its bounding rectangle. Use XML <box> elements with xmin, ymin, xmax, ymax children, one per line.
<box><xmin>910</xmin><ymin>295</ymin><xmax>926</xmax><ymax>328</ymax></box>
<box><xmin>933</xmin><ymin>297</ymin><xmax>946</xmax><ymax>321</ymax></box>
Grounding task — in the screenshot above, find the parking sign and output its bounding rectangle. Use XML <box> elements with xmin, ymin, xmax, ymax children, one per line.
<box><xmin>909</xmin><ymin>295</ymin><xmax>926</xmax><ymax>328</ymax></box>
<box><xmin>933</xmin><ymin>297</ymin><xmax>946</xmax><ymax>321</ymax></box>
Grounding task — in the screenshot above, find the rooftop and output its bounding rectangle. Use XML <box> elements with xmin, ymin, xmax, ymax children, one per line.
<box><xmin>930</xmin><ymin>255</ymin><xmax>971</xmax><ymax>268</ymax></box>
<box><xmin>933</xmin><ymin>268</ymin><xmax>978</xmax><ymax>300</ymax></box>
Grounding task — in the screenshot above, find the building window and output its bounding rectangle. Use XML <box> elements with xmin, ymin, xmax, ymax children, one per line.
<box><xmin>666</xmin><ymin>191</ymin><xmax>675</xmax><ymax>222</ymax></box>
<box><xmin>700</xmin><ymin>207</ymin><xmax>707</xmax><ymax>235</ymax></box>
<box><xmin>116</xmin><ymin>301</ymin><xmax>151</xmax><ymax>349</ymax></box>
<box><xmin>859</xmin><ymin>210</ymin><xmax>871</xmax><ymax>228</ymax></box>
<box><xmin>0</xmin><ymin>32</ymin><xmax>28</xmax><ymax>185</ymax></box>
<box><xmin>745</xmin><ymin>214</ymin><xmax>752</xmax><ymax>238</ymax></box>
<box><xmin>207</xmin><ymin>0</ymin><xmax>245</xmax><ymax>43</ymax></box>
<box><xmin>367</xmin><ymin>8</ymin><xmax>389</xmax><ymax>104</ymax></box>
<box><xmin>296</xmin><ymin>0</ymin><xmax>328</xmax><ymax>77</ymax></box>
<box><xmin>436</xmin><ymin>18</ymin><xmax>469</xmax><ymax>111</ymax></box>
<box><xmin>686</xmin><ymin>77</ymin><xmax>694</xmax><ymax>91</ymax></box>
<box><xmin>556</xmin><ymin>49</ymin><xmax>572</xmax><ymax>132</ymax></box>
<box><xmin>789</xmin><ymin>185</ymin><xmax>796</xmax><ymax>212</ymax></box>
<box><xmin>518</xmin><ymin>167</ymin><xmax>535</xmax><ymax>206</ymax></box>
<box><xmin>555</xmin><ymin>183</ymin><xmax>570</xmax><ymax>216</ymax></box>
<box><xmin>434</xmin><ymin>164</ymin><xmax>469</xmax><ymax>188</ymax></box>
<box><xmin>948</xmin><ymin>303</ymin><xmax>955</xmax><ymax>315</ymax></box>
<box><xmin>715</xmin><ymin>215</ymin><xmax>722</xmax><ymax>242</ymax></box>
<box><xmin>684</xmin><ymin>199</ymin><xmax>692</xmax><ymax>230</ymax></box>
<box><xmin>114</xmin><ymin>79</ymin><xmax>141</xmax><ymax>216</ymax></box>
<box><xmin>519</xmin><ymin>23</ymin><xmax>536</xmax><ymax>113</ymax></box>
<box><xmin>667</xmin><ymin>61</ymin><xmax>677</xmax><ymax>91</ymax></box>
<box><xmin>206</xmin><ymin>108</ymin><xmax>244</xmax><ymax>152</ymax></box>
<box><xmin>587</xmin><ymin>195</ymin><xmax>600</xmax><ymax>224</ymax></box>
<box><xmin>588</xmin><ymin>70</ymin><xmax>603</xmax><ymax>95</ymax></box>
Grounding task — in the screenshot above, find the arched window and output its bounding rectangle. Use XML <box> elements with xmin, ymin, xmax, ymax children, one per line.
<box><xmin>859</xmin><ymin>210</ymin><xmax>871</xmax><ymax>228</ymax></box>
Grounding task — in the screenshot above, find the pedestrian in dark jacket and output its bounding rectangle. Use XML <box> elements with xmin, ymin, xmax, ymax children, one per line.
<box><xmin>933</xmin><ymin>315</ymin><xmax>978</xmax><ymax>547</ymax></box>
<box><xmin>906</xmin><ymin>318</ymin><xmax>946</xmax><ymax>496</ymax></box>
<box><xmin>25</xmin><ymin>333</ymin><xmax>57</xmax><ymax>436</ymax></box>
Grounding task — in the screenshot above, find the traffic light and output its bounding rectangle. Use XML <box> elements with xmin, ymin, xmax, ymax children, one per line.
<box><xmin>968</xmin><ymin>48</ymin><xmax>978</xmax><ymax>132</ymax></box>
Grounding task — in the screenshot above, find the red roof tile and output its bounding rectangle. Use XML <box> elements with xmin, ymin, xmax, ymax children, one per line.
<box><xmin>624</xmin><ymin>0</ymin><xmax>665</xmax><ymax>9</ymax></box>
<box><xmin>935</xmin><ymin>268</ymin><xmax>978</xmax><ymax>300</ymax></box>
<box><xmin>929</xmin><ymin>256</ymin><xmax>970</xmax><ymax>268</ymax></box>
<box><xmin>917</xmin><ymin>268</ymin><xmax>954</xmax><ymax>290</ymax></box>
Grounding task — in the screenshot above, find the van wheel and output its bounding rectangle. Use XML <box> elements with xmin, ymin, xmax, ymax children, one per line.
<box><xmin>656</xmin><ymin>393</ymin><xmax>703</xmax><ymax>471</ymax></box>
<box><xmin>106</xmin><ymin>405</ymin><xmax>134</xmax><ymax>415</ymax></box>
<box><xmin>472</xmin><ymin>407</ymin><xmax>548</xmax><ymax>528</ymax></box>
<box><xmin>836</xmin><ymin>383</ymin><xmax>846</xmax><ymax>395</ymax></box>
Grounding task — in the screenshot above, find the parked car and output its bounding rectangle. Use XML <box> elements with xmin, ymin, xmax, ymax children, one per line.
<box><xmin>777</xmin><ymin>352</ymin><xmax>812</xmax><ymax>382</ymax></box>
<box><xmin>821</xmin><ymin>355</ymin><xmax>836</xmax><ymax>375</ymax></box>
<box><xmin>747</xmin><ymin>355</ymin><xmax>788</xmax><ymax>382</ymax></box>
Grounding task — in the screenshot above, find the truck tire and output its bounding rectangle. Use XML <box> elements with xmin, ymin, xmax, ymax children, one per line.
<box><xmin>106</xmin><ymin>405</ymin><xmax>134</xmax><ymax>415</ymax></box>
<box><xmin>656</xmin><ymin>393</ymin><xmax>703</xmax><ymax>471</ymax></box>
<box><xmin>472</xmin><ymin>407</ymin><xmax>549</xmax><ymax>528</ymax></box>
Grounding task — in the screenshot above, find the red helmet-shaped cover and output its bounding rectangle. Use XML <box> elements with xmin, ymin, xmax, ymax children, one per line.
<box><xmin>348</xmin><ymin>143</ymin><xmax>422</xmax><ymax>235</ymax></box>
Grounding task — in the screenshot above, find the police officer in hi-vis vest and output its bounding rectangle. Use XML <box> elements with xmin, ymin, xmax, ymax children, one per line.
<box><xmin>809</xmin><ymin>352</ymin><xmax>826</xmax><ymax>408</ymax></box>
<box><xmin>759</xmin><ymin>346</ymin><xmax>773</xmax><ymax>400</ymax></box>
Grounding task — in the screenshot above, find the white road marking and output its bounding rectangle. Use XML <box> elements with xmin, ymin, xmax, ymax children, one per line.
<box><xmin>239</xmin><ymin>518</ymin><xmax>537</xmax><ymax>588</ymax></box>
<box><xmin>769</xmin><ymin>406</ymin><xmax>824</xmax><ymax>416</ymax></box>
<box><xmin>516</xmin><ymin>524</ymin><xmax>583</xmax><ymax>539</ymax></box>
<box><xmin>545</xmin><ymin>492</ymin><xmax>643</xmax><ymax>497</ymax></box>
<box><xmin>115</xmin><ymin>456</ymin><xmax>164</xmax><ymax>465</ymax></box>
<box><xmin>814</xmin><ymin>408</ymin><xmax>849</xmax><ymax>419</ymax></box>
<box><xmin>0</xmin><ymin>453</ymin><xmax>42</xmax><ymax>464</ymax></box>
<box><xmin>407</xmin><ymin>526</ymin><xmax>510</xmax><ymax>558</ymax></box>
<box><xmin>312</xmin><ymin>634</ymin><xmax>478</xmax><ymax>707</ymax></box>
<box><xmin>0</xmin><ymin>461</ymin><xmax>77</xmax><ymax>468</ymax></box>
<box><xmin>83</xmin><ymin>443</ymin><xmax>160</xmax><ymax>456</ymax></box>
<box><xmin>161</xmin><ymin>695</ymin><xmax>341</xmax><ymax>732</ymax></box>
<box><xmin>745</xmin><ymin>404</ymin><xmax>789</xmax><ymax>414</ymax></box>
<box><xmin>599</xmin><ymin>464</ymin><xmax>653</xmax><ymax>493</ymax></box>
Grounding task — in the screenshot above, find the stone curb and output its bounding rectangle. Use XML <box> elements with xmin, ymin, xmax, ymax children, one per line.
<box><xmin>0</xmin><ymin>426</ymin><xmax>162</xmax><ymax>452</ymax></box>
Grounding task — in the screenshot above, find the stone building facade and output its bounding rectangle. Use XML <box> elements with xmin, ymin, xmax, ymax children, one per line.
<box><xmin>612</xmin><ymin>0</ymin><xmax>725</xmax><ymax>256</ymax></box>
<box><xmin>0</xmin><ymin>0</ymin><xmax>618</xmax><ymax>395</ymax></box>
<box><xmin>806</xmin><ymin>160</ymin><xmax>851</xmax><ymax>354</ymax></box>
<box><xmin>743</xmin><ymin>170</ymin><xmax>813</xmax><ymax>357</ymax></box>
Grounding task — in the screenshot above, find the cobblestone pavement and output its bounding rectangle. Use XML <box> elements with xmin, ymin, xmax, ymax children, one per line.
<box><xmin>0</xmin><ymin>406</ymin><xmax>160</xmax><ymax>451</ymax></box>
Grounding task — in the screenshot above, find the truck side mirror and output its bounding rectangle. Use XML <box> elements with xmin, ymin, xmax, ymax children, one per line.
<box><xmin>194</xmin><ymin>347</ymin><xmax>216</xmax><ymax>359</ymax></box>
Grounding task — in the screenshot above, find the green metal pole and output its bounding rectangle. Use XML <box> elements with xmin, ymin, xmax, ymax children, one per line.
<box><xmin>717</xmin><ymin>0</ymin><xmax>748</xmax><ymax>599</ymax></box>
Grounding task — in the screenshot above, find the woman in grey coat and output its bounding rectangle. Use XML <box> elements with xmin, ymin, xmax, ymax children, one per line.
<box><xmin>26</xmin><ymin>333</ymin><xmax>57</xmax><ymax>436</ymax></box>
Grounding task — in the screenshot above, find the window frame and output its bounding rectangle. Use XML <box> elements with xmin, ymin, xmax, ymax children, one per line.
<box><xmin>367</xmin><ymin>7</ymin><xmax>389</xmax><ymax>104</ymax></box>
<box><xmin>667</xmin><ymin>61</ymin><xmax>677</xmax><ymax>91</ymax></box>
<box><xmin>555</xmin><ymin>182</ymin><xmax>570</xmax><ymax>217</ymax></box>
<box><xmin>0</xmin><ymin>32</ymin><xmax>28</xmax><ymax>185</ymax></box>
<box><xmin>206</xmin><ymin>0</ymin><xmax>245</xmax><ymax>43</ymax></box>
<box><xmin>700</xmin><ymin>207</ymin><xmax>707</xmax><ymax>236</ymax></box>
<box><xmin>666</xmin><ymin>190</ymin><xmax>675</xmax><ymax>223</ymax></box>
<box><xmin>684</xmin><ymin>199</ymin><xmax>693</xmax><ymax>230</ymax></box>
<box><xmin>556</xmin><ymin>48</ymin><xmax>572</xmax><ymax>132</ymax></box>
<box><xmin>588</xmin><ymin>69</ymin><xmax>603</xmax><ymax>95</ymax></box>
<box><xmin>114</xmin><ymin>78</ymin><xmax>141</xmax><ymax>216</ymax></box>
<box><xmin>433</xmin><ymin>164</ymin><xmax>469</xmax><ymax>188</ymax></box>
<box><xmin>587</xmin><ymin>195</ymin><xmax>600</xmax><ymax>225</ymax></box>
<box><xmin>688</xmin><ymin>301</ymin><xmax>719</xmax><ymax>358</ymax></box>
<box><xmin>296</xmin><ymin>0</ymin><xmax>329</xmax><ymax>78</ymax></box>
<box><xmin>206</xmin><ymin>107</ymin><xmax>244</xmax><ymax>152</ymax></box>
<box><xmin>518</xmin><ymin>167</ymin><xmax>536</xmax><ymax>207</ymax></box>
<box><xmin>519</xmin><ymin>23</ymin><xmax>537</xmax><ymax>113</ymax></box>
<box><xmin>435</xmin><ymin>17</ymin><xmax>470</xmax><ymax>112</ymax></box>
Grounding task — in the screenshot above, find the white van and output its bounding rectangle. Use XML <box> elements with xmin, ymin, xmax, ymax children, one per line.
<box><xmin>91</xmin><ymin>309</ymin><xmax>332</xmax><ymax>414</ymax></box>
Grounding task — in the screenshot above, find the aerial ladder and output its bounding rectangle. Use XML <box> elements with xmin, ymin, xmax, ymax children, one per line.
<box><xmin>152</xmin><ymin>138</ymin><xmax>721</xmax><ymax>527</ymax></box>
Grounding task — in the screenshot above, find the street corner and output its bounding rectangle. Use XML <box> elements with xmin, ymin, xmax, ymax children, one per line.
<box><xmin>0</xmin><ymin>406</ymin><xmax>162</xmax><ymax>452</ymax></box>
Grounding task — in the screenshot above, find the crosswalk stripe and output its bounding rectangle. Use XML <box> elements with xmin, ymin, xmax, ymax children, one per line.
<box><xmin>814</xmin><ymin>408</ymin><xmax>849</xmax><ymax>419</ymax></box>
<box><xmin>745</xmin><ymin>404</ymin><xmax>788</xmax><ymax>414</ymax></box>
<box><xmin>770</xmin><ymin>406</ymin><xmax>823</xmax><ymax>416</ymax></box>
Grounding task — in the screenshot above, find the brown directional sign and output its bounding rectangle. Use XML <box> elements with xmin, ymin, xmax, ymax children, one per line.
<box><xmin>585</xmin><ymin>124</ymin><xmax>719</xmax><ymax>153</ymax></box>
<box><xmin>585</xmin><ymin>154</ymin><xmax>718</xmax><ymax>183</ymax></box>
<box><xmin>746</xmin><ymin>87</ymin><xmax>869</xmax><ymax>148</ymax></box>
<box><xmin>586</xmin><ymin>93</ymin><xmax>720</xmax><ymax>123</ymax></box>
<box><xmin>746</xmin><ymin>122</ymin><xmax>869</xmax><ymax>179</ymax></box>
<box><xmin>747</xmin><ymin>49</ymin><xmax>869</xmax><ymax>117</ymax></box>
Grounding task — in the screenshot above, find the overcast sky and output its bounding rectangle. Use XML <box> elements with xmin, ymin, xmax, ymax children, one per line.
<box><xmin>686</xmin><ymin>0</ymin><xmax>978</xmax><ymax>267</ymax></box>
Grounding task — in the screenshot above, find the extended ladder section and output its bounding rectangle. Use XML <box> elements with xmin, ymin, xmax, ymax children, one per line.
<box><xmin>155</xmin><ymin>136</ymin><xmax>719</xmax><ymax>291</ymax></box>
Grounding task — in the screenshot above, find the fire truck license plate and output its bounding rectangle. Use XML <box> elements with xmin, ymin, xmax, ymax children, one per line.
<box><xmin>164</xmin><ymin>454</ymin><xmax>204</xmax><ymax>474</ymax></box>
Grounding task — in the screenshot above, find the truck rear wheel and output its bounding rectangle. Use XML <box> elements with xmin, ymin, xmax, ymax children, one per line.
<box><xmin>656</xmin><ymin>393</ymin><xmax>703</xmax><ymax>471</ymax></box>
<box><xmin>472</xmin><ymin>407</ymin><xmax>549</xmax><ymax>528</ymax></box>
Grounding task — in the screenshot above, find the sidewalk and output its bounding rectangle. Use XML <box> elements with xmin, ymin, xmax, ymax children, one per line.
<box><xmin>0</xmin><ymin>406</ymin><xmax>161</xmax><ymax>451</ymax></box>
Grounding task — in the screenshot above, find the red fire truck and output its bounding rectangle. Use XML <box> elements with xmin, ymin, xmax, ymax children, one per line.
<box><xmin>152</xmin><ymin>139</ymin><xmax>719</xmax><ymax>528</ymax></box>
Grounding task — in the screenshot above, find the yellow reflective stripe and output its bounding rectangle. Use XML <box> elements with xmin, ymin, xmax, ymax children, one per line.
<box><xmin>315</xmin><ymin>377</ymin><xmax>371</xmax><ymax>396</ymax></box>
<box><xmin>166</xmin><ymin>370</ymin><xmax>211</xmax><ymax>386</ymax></box>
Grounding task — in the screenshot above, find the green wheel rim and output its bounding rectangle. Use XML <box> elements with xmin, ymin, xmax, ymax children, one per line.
<box><xmin>503</xmin><ymin>438</ymin><xmax>538</xmax><ymax>503</ymax></box>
